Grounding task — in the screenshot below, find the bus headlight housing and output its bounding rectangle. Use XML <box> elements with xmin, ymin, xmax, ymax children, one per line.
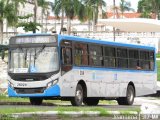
<box><xmin>8</xmin><ymin>81</ymin><xmax>14</xmax><ymax>88</ymax></box>
<box><xmin>47</xmin><ymin>79</ymin><xmax>58</xmax><ymax>89</ymax></box>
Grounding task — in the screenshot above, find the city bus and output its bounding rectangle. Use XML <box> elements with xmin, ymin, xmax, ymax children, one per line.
<box><xmin>7</xmin><ymin>33</ymin><xmax>157</xmax><ymax>106</ymax></box>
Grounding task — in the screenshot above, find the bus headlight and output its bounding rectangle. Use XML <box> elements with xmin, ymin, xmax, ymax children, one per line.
<box><xmin>9</xmin><ymin>81</ymin><xmax>14</xmax><ymax>88</ymax></box>
<box><xmin>47</xmin><ymin>79</ymin><xmax>58</xmax><ymax>88</ymax></box>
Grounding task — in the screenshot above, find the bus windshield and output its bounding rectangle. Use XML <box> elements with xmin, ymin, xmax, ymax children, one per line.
<box><xmin>9</xmin><ymin>47</ymin><xmax>59</xmax><ymax>73</ymax></box>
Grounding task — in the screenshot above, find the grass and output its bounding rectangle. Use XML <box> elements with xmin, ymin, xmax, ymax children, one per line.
<box><xmin>157</xmin><ymin>61</ymin><xmax>160</xmax><ymax>81</ymax></box>
<box><xmin>0</xmin><ymin>94</ymin><xmax>117</xmax><ymax>105</ymax></box>
<box><xmin>0</xmin><ymin>95</ymin><xmax>29</xmax><ymax>103</ymax></box>
<box><xmin>0</xmin><ymin>107</ymin><xmax>41</xmax><ymax>114</ymax></box>
<box><xmin>156</xmin><ymin>53</ymin><xmax>160</xmax><ymax>58</ymax></box>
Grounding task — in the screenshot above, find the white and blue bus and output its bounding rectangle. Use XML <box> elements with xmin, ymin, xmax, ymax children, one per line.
<box><xmin>7</xmin><ymin>34</ymin><xmax>157</xmax><ymax>106</ymax></box>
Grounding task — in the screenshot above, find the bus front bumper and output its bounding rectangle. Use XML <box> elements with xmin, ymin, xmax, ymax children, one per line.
<box><xmin>8</xmin><ymin>85</ymin><xmax>60</xmax><ymax>97</ymax></box>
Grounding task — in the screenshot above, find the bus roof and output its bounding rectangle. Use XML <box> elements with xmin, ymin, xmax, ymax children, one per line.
<box><xmin>59</xmin><ymin>35</ymin><xmax>155</xmax><ymax>51</ymax></box>
<box><xmin>98</xmin><ymin>18</ymin><xmax>160</xmax><ymax>32</ymax></box>
<box><xmin>14</xmin><ymin>32</ymin><xmax>155</xmax><ymax>50</ymax></box>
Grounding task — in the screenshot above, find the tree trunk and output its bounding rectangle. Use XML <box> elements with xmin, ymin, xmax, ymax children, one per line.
<box><xmin>41</xmin><ymin>9</ymin><xmax>44</xmax><ymax>33</ymax></box>
<box><xmin>88</xmin><ymin>20</ymin><xmax>91</xmax><ymax>35</ymax></box>
<box><xmin>0</xmin><ymin>21</ymin><xmax>4</xmax><ymax>44</ymax></box>
<box><xmin>67</xmin><ymin>17</ymin><xmax>71</xmax><ymax>35</ymax></box>
<box><xmin>45</xmin><ymin>11</ymin><xmax>48</xmax><ymax>33</ymax></box>
<box><xmin>33</xmin><ymin>0</ymin><xmax>38</xmax><ymax>33</ymax></box>
<box><xmin>60</xmin><ymin>9</ymin><xmax>64</xmax><ymax>34</ymax></box>
<box><xmin>92</xmin><ymin>8</ymin><xmax>96</xmax><ymax>33</ymax></box>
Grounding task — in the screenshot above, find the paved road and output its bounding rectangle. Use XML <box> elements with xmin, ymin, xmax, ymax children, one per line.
<box><xmin>0</xmin><ymin>97</ymin><xmax>160</xmax><ymax>112</ymax></box>
<box><xmin>0</xmin><ymin>97</ymin><xmax>160</xmax><ymax>120</ymax></box>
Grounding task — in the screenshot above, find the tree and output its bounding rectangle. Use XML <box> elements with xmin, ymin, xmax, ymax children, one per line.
<box><xmin>137</xmin><ymin>0</ymin><xmax>160</xmax><ymax>19</ymax></box>
<box><xmin>16</xmin><ymin>14</ymin><xmax>41</xmax><ymax>32</ymax></box>
<box><xmin>82</xmin><ymin>0</ymin><xmax>106</xmax><ymax>32</ymax></box>
<box><xmin>0</xmin><ymin>0</ymin><xmax>17</xmax><ymax>44</ymax></box>
<box><xmin>64</xmin><ymin>0</ymin><xmax>86</xmax><ymax>35</ymax></box>
<box><xmin>137</xmin><ymin>0</ymin><xmax>152</xmax><ymax>18</ymax></box>
<box><xmin>38</xmin><ymin>0</ymin><xmax>49</xmax><ymax>33</ymax></box>
<box><xmin>32</xmin><ymin>0</ymin><xmax>38</xmax><ymax>33</ymax></box>
<box><xmin>120</xmin><ymin>0</ymin><xmax>134</xmax><ymax>18</ymax></box>
<box><xmin>53</xmin><ymin>0</ymin><xmax>86</xmax><ymax>35</ymax></box>
<box><xmin>52</xmin><ymin>0</ymin><xmax>66</xmax><ymax>34</ymax></box>
<box><xmin>6</xmin><ymin>0</ymin><xmax>26</xmax><ymax>34</ymax></box>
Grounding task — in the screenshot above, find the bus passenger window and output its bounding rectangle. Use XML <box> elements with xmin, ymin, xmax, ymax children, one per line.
<box><xmin>89</xmin><ymin>45</ymin><xmax>103</xmax><ymax>66</ymax></box>
<box><xmin>140</xmin><ymin>51</ymin><xmax>150</xmax><ymax>70</ymax></box>
<box><xmin>104</xmin><ymin>47</ymin><xmax>116</xmax><ymax>67</ymax></box>
<box><xmin>117</xmin><ymin>48</ymin><xmax>128</xmax><ymax>68</ymax></box>
<box><xmin>128</xmin><ymin>50</ymin><xmax>139</xmax><ymax>69</ymax></box>
<box><xmin>74</xmin><ymin>43</ymin><xmax>88</xmax><ymax>66</ymax></box>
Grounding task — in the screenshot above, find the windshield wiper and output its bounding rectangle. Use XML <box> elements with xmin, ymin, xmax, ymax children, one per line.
<box><xmin>18</xmin><ymin>46</ymin><xmax>28</xmax><ymax>66</ymax></box>
<box><xmin>34</xmin><ymin>45</ymin><xmax>46</xmax><ymax>65</ymax></box>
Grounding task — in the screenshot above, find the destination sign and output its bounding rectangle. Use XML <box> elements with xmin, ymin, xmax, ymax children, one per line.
<box><xmin>10</xmin><ymin>35</ymin><xmax>57</xmax><ymax>44</ymax></box>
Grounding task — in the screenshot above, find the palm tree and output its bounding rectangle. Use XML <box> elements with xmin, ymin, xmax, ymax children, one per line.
<box><xmin>53</xmin><ymin>0</ymin><xmax>86</xmax><ymax>35</ymax></box>
<box><xmin>151</xmin><ymin>0</ymin><xmax>160</xmax><ymax>19</ymax></box>
<box><xmin>64</xmin><ymin>0</ymin><xmax>85</xmax><ymax>35</ymax></box>
<box><xmin>120</xmin><ymin>0</ymin><xmax>134</xmax><ymax>18</ymax></box>
<box><xmin>6</xmin><ymin>0</ymin><xmax>26</xmax><ymax>34</ymax></box>
<box><xmin>33</xmin><ymin>0</ymin><xmax>38</xmax><ymax>33</ymax></box>
<box><xmin>137</xmin><ymin>0</ymin><xmax>160</xmax><ymax>19</ymax></box>
<box><xmin>38</xmin><ymin>0</ymin><xmax>49</xmax><ymax>33</ymax></box>
<box><xmin>52</xmin><ymin>0</ymin><xmax>66</xmax><ymax>34</ymax></box>
<box><xmin>83</xmin><ymin>0</ymin><xmax>106</xmax><ymax>32</ymax></box>
<box><xmin>0</xmin><ymin>0</ymin><xmax>17</xmax><ymax>44</ymax></box>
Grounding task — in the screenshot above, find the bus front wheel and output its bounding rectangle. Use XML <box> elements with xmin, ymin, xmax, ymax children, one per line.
<box><xmin>30</xmin><ymin>97</ymin><xmax>43</xmax><ymax>105</ymax></box>
<box><xmin>71</xmin><ymin>84</ymin><xmax>83</xmax><ymax>106</ymax></box>
<box><xmin>117</xmin><ymin>85</ymin><xmax>135</xmax><ymax>105</ymax></box>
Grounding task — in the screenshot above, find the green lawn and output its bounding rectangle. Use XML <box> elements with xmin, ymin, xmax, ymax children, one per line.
<box><xmin>156</xmin><ymin>53</ymin><xmax>160</xmax><ymax>58</ymax></box>
<box><xmin>157</xmin><ymin>61</ymin><xmax>160</xmax><ymax>81</ymax></box>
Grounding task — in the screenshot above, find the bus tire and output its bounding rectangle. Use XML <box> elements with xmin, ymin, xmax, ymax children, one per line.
<box><xmin>117</xmin><ymin>85</ymin><xmax>135</xmax><ymax>105</ymax></box>
<box><xmin>30</xmin><ymin>97</ymin><xmax>43</xmax><ymax>105</ymax></box>
<box><xmin>71</xmin><ymin>84</ymin><xmax>83</xmax><ymax>106</ymax></box>
<box><xmin>83</xmin><ymin>98</ymin><xmax>99</xmax><ymax>106</ymax></box>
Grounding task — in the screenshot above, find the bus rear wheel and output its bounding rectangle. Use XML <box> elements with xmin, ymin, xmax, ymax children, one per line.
<box><xmin>71</xmin><ymin>84</ymin><xmax>83</xmax><ymax>106</ymax></box>
<box><xmin>30</xmin><ymin>97</ymin><xmax>43</xmax><ymax>105</ymax></box>
<box><xmin>117</xmin><ymin>85</ymin><xmax>135</xmax><ymax>105</ymax></box>
<box><xmin>83</xmin><ymin>98</ymin><xmax>99</xmax><ymax>106</ymax></box>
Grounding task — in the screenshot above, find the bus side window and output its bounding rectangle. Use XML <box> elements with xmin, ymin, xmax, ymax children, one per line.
<box><xmin>61</xmin><ymin>47</ymin><xmax>72</xmax><ymax>72</ymax></box>
<box><xmin>74</xmin><ymin>43</ymin><xmax>88</xmax><ymax>66</ymax></box>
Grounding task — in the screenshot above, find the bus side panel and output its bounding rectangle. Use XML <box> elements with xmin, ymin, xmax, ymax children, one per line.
<box><xmin>59</xmin><ymin>70</ymin><xmax>77</xmax><ymax>97</ymax></box>
<box><xmin>59</xmin><ymin>68</ymin><xmax>157</xmax><ymax>98</ymax></box>
<box><xmin>119</xmin><ymin>71</ymin><xmax>156</xmax><ymax>97</ymax></box>
<box><xmin>140</xmin><ymin>72</ymin><xmax>157</xmax><ymax>96</ymax></box>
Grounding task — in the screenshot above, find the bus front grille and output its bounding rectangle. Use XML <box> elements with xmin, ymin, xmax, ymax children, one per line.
<box><xmin>15</xmin><ymin>87</ymin><xmax>45</xmax><ymax>94</ymax></box>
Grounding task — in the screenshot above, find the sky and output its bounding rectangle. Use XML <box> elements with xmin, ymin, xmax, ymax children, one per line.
<box><xmin>48</xmin><ymin>0</ymin><xmax>140</xmax><ymax>11</ymax></box>
<box><xmin>106</xmin><ymin>0</ymin><xmax>140</xmax><ymax>11</ymax></box>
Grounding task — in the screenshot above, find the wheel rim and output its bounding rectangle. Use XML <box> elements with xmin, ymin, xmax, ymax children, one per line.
<box><xmin>75</xmin><ymin>90</ymin><xmax>83</xmax><ymax>103</ymax></box>
<box><xmin>127</xmin><ymin>88</ymin><xmax>134</xmax><ymax>102</ymax></box>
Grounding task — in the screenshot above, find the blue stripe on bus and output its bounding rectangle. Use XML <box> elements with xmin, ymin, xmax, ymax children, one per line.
<box><xmin>58</xmin><ymin>35</ymin><xmax>155</xmax><ymax>50</ymax></box>
<box><xmin>73</xmin><ymin>66</ymin><xmax>156</xmax><ymax>73</ymax></box>
<box><xmin>8</xmin><ymin>85</ymin><xmax>60</xmax><ymax>97</ymax></box>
